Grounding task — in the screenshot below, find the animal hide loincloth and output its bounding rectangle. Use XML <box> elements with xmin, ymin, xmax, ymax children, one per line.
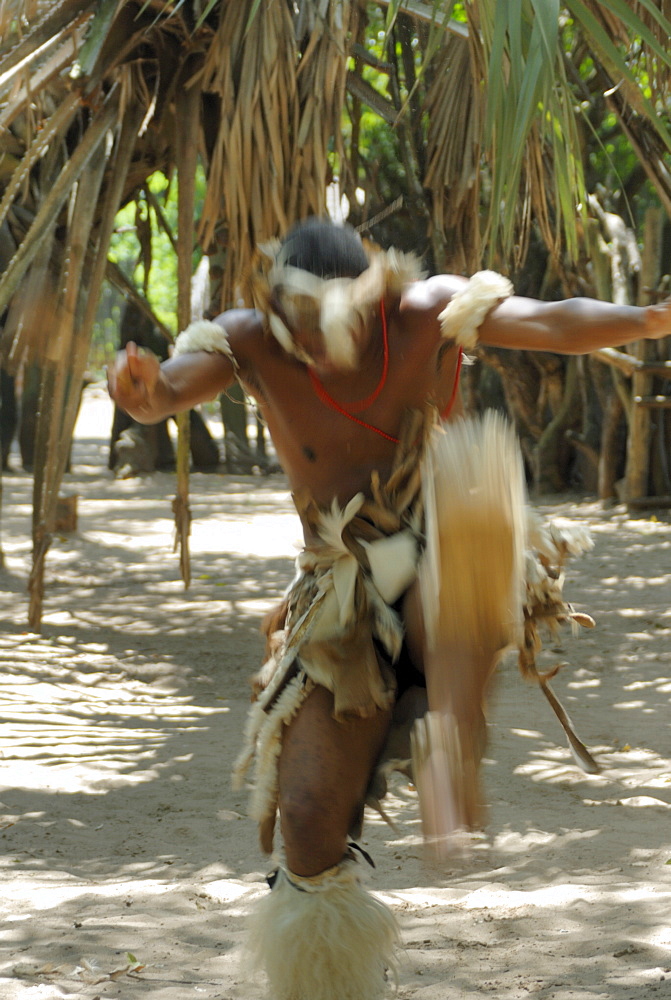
<box><xmin>233</xmin><ymin>410</ymin><xmax>428</xmax><ymax>852</ymax></box>
<box><xmin>234</xmin><ymin>409</ymin><xmax>598</xmax><ymax>853</ymax></box>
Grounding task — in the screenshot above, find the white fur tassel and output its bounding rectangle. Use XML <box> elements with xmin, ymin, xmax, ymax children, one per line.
<box><xmin>438</xmin><ymin>270</ymin><xmax>513</xmax><ymax>349</ymax></box>
<box><xmin>245</xmin><ymin>860</ymin><xmax>399</xmax><ymax>1000</ymax></box>
<box><xmin>420</xmin><ymin>412</ymin><xmax>526</xmax><ymax>652</ymax></box>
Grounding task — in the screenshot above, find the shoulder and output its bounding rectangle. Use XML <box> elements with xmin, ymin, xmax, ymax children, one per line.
<box><xmin>212</xmin><ymin>307</ymin><xmax>265</xmax><ymax>340</ymax></box>
<box><xmin>210</xmin><ymin>308</ymin><xmax>268</xmax><ymax>367</ymax></box>
<box><xmin>399</xmin><ymin>274</ymin><xmax>469</xmax><ymax>316</ymax></box>
<box><xmin>389</xmin><ymin>275</ymin><xmax>469</xmax><ymax>354</ymax></box>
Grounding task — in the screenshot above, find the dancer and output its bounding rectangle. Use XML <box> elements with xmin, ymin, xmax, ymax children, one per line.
<box><xmin>108</xmin><ymin>217</ymin><xmax>670</xmax><ymax>1000</ymax></box>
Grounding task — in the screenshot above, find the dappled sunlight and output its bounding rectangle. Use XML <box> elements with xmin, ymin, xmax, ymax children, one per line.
<box><xmin>1</xmin><ymin>425</ymin><xmax>671</xmax><ymax>998</ymax></box>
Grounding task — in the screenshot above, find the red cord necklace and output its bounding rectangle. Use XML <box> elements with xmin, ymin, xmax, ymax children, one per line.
<box><xmin>308</xmin><ymin>299</ymin><xmax>399</xmax><ymax>444</ymax></box>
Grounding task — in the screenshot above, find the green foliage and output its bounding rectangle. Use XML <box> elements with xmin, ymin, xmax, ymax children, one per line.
<box><xmin>91</xmin><ymin>165</ymin><xmax>206</xmax><ymax>373</ymax></box>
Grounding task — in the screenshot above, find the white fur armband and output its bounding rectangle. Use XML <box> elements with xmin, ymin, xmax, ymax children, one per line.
<box><xmin>438</xmin><ymin>270</ymin><xmax>513</xmax><ymax>349</ymax></box>
<box><xmin>173</xmin><ymin>319</ymin><xmax>238</xmax><ymax>369</ymax></box>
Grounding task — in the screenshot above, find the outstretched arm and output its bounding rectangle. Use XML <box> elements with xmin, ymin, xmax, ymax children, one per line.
<box><xmin>479</xmin><ymin>294</ymin><xmax>671</xmax><ymax>354</ymax></box>
<box><xmin>107</xmin><ymin>341</ymin><xmax>236</xmax><ymax>424</ymax></box>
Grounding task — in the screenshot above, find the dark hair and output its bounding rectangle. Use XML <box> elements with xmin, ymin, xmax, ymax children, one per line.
<box><xmin>278</xmin><ymin>217</ymin><xmax>369</xmax><ymax>279</ymax></box>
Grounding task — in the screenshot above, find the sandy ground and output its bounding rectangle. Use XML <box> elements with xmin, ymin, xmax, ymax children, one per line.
<box><xmin>0</xmin><ymin>382</ymin><xmax>670</xmax><ymax>1000</ymax></box>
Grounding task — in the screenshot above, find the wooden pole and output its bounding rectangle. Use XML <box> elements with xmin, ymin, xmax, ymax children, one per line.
<box><xmin>173</xmin><ymin>57</ymin><xmax>203</xmax><ymax>590</ymax></box>
<box><xmin>26</xmin><ymin>91</ymin><xmax>143</xmax><ymax>630</ymax></box>
<box><xmin>623</xmin><ymin>207</ymin><xmax>664</xmax><ymax>503</ymax></box>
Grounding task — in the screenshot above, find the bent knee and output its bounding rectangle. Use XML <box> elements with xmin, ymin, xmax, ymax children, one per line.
<box><xmin>279</xmin><ymin>787</ymin><xmax>346</xmax><ymax>845</ymax></box>
<box><xmin>279</xmin><ymin>789</ymin><xmax>352</xmax><ymax>875</ymax></box>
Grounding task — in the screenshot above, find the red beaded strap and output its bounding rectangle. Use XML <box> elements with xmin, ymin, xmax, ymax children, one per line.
<box><xmin>308</xmin><ymin>299</ymin><xmax>399</xmax><ymax>444</ymax></box>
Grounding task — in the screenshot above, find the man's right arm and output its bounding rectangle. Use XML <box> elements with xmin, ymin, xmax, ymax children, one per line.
<box><xmin>107</xmin><ymin>340</ymin><xmax>237</xmax><ymax>424</ymax></box>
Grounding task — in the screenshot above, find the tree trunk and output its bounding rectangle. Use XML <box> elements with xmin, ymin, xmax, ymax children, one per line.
<box><xmin>0</xmin><ymin>368</ymin><xmax>17</xmax><ymax>470</ymax></box>
<box><xmin>624</xmin><ymin>207</ymin><xmax>664</xmax><ymax>502</ymax></box>
<box><xmin>533</xmin><ymin>356</ymin><xmax>581</xmax><ymax>494</ymax></box>
<box><xmin>19</xmin><ymin>362</ymin><xmax>40</xmax><ymax>471</ymax></box>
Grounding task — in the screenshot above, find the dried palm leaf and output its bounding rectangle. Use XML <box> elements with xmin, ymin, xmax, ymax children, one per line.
<box><xmin>0</xmin><ymin>86</ymin><xmax>119</xmax><ymax>317</ymax></box>
<box><xmin>197</xmin><ymin>0</ymin><xmax>357</xmax><ymax>310</ymax></box>
<box><xmin>0</xmin><ymin>29</ymin><xmax>85</xmax><ymax>130</ymax></box>
<box><xmin>28</xmin><ymin>139</ymin><xmax>108</xmax><ymax>630</ymax></box>
<box><xmin>423</xmin><ymin>30</ymin><xmax>482</xmax><ymax>271</ymax></box>
<box><xmin>0</xmin><ymin>91</ymin><xmax>80</xmax><ymax>234</ymax></box>
<box><xmin>0</xmin><ymin>0</ymin><xmax>92</xmax><ymax>83</ymax></box>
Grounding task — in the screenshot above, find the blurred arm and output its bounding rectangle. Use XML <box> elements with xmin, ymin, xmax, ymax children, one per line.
<box><xmin>107</xmin><ymin>341</ymin><xmax>236</xmax><ymax>424</ymax></box>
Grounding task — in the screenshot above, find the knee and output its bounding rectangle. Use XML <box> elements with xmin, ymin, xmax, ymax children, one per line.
<box><xmin>280</xmin><ymin>787</ymin><xmax>341</xmax><ymax>846</ymax></box>
<box><xmin>279</xmin><ymin>788</ymin><xmax>350</xmax><ymax>874</ymax></box>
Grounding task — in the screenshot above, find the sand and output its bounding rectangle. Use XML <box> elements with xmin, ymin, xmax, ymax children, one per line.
<box><xmin>0</xmin><ymin>381</ymin><xmax>670</xmax><ymax>999</ymax></box>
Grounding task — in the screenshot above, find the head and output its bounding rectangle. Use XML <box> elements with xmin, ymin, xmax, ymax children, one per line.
<box><xmin>277</xmin><ymin>217</ymin><xmax>369</xmax><ymax>279</ymax></box>
<box><xmin>267</xmin><ymin>218</ymin><xmax>372</xmax><ymax>372</ymax></box>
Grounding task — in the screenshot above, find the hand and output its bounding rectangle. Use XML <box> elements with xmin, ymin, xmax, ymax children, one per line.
<box><xmin>645</xmin><ymin>298</ymin><xmax>671</xmax><ymax>340</ymax></box>
<box><xmin>107</xmin><ymin>342</ymin><xmax>161</xmax><ymax>418</ymax></box>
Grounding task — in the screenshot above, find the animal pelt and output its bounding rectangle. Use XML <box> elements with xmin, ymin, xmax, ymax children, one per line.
<box><xmin>252</xmin><ymin>245</ymin><xmax>423</xmax><ymax>366</ymax></box>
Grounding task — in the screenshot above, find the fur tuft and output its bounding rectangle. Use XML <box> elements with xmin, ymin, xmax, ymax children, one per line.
<box><xmin>438</xmin><ymin>270</ymin><xmax>513</xmax><ymax>349</ymax></box>
<box><xmin>173</xmin><ymin>319</ymin><xmax>238</xmax><ymax>366</ymax></box>
<box><xmin>245</xmin><ymin>860</ymin><xmax>399</xmax><ymax>1000</ymax></box>
<box><xmin>415</xmin><ymin>413</ymin><xmax>526</xmax><ymax>844</ymax></box>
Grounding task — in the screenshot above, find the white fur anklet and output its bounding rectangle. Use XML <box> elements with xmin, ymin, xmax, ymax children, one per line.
<box><xmin>246</xmin><ymin>857</ymin><xmax>399</xmax><ymax>1000</ymax></box>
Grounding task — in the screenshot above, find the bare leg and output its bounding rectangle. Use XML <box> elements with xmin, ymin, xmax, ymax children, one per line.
<box><xmin>278</xmin><ymin>684</ymin><xmax>392</xmax><ymax>875</ymax></box>
<box><xmin>248</xmin><ymin>686</ymin><xmax>397</xmax><ymax>1000</ymax></box>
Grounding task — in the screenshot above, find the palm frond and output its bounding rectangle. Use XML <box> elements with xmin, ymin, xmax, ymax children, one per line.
<box><xmin>421</xmin><ymin>0</ymin><xmax>669</xmax><ymax>267</ymax></box>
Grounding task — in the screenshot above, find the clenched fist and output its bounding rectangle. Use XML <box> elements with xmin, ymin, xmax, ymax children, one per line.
<box><xmin>107</xmin><ymin>342</ymin><xmax>162</xmax><ymax>420</ymax></box>
<box><xmin>645</xmin><ymin>298</ymin><xmax>671</xmax><ymax>340</ymax></box>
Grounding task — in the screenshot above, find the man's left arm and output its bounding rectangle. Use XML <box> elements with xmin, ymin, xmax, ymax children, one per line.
<box><xmin>479</xmin><ymin>294</ymin><xmax>671</xmax><ymax>355</ymax></box>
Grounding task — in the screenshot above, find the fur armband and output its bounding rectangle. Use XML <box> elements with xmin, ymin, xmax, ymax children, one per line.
<box><xmin>173</xmin><ymin>319</ymin><xmax>239</xmax><ymax>369</ymax></box>
<box><xmin>438</xmin><ymin>270</ymin><xmax>513</xmax><ymax>349</ymax></box>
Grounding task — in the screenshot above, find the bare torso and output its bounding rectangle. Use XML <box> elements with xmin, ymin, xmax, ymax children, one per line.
<box><xmin>228</xmin><ymin>277</ymin><xmax>464</xmax><ymax>519</ymax></box>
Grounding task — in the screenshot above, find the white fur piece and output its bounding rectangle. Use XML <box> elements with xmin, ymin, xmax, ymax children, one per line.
<box><xmin>320</xmin><ymin>279</ymin><xmax>362</xmax><ymax>369</ymax></box>
<box><xmin>243</xmin><ymin>674</ymin><xmax>313</xmax><ymax>826</ymax></box>
<box><xmin>296</xmin><ymin>493</ymin><xmax>365</xmax><ymax>636</ymax></box>
<box><xmin>420</xmin><ymin>412</ymin><xmax>527</xmax><ymax>652</ymax></box>
<box><xmin>266</xmin><ymin>264</ymin><xmax>357</xmax><ymax>368</ymax></box>
<box><xmin>317</xmin><ymin>493</ymin><xmax>366</xmax><ymax>553</ymax></box>
<box><xmin>382</xmin><ymin>246</ymin><xmax>426</xmax><ymax>288</ymax></box>
<box><xmin>246</xmin><ymin>859</ymin><xmax>399</xmax><ymax>1000</ymax></box>
<box><xmin>365</xmin><ymin>580</ymin><xmax>404</xmax><ymax>663</ymax></box>
<box><xmin>173</xmin><ymin>319</ymin><xmax>238</xmax><ymax>368</ymax></box>
<box><xmin>265</xmin><ymin>249</ymin><xmax>424</xmax><ymax>369</ymax></box>
<box><xmin>267</xmin><ymin>312</ymin><xmax>298</xmax><ymax>357</ymax></box>
<box><xmin>523</xmin><ymin>508</ymin><xmax>594</xmax><ymax>632</ymax></box>
<box><xmin>525</xmin><ymin>507</ymin><xmax>594</xmax><ymax>562</ymax></box>
<box><xmin>438</xmin><ymin>270</ymin><xmax>513</xmax><ymax>349</ymax></box>
<box><xmin>363</xmin><ymin>528</ymin><xmax>420</xmax><ymax>606</ymax></box>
